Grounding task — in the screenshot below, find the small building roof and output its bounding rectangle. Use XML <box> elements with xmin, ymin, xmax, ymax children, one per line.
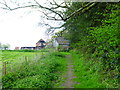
<box><xmin>36</xmin><ymin>39</ymin><xmax>45</xmax><ymax>43</ymax></box>
<box><xmin>21</xmin><ymin>47</ymin><xmax>36</xmax><ymax>48</ymax></box>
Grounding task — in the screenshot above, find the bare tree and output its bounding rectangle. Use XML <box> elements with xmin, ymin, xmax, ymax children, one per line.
<box><xmin>0</xmin><ymin>0</ymin><xmax>97</xmax><ymax>35</ymax></box>
<box><xmin>0</xmin><ymin>0</ymin><xmax>97</xmax><ymax>21</ymax></box>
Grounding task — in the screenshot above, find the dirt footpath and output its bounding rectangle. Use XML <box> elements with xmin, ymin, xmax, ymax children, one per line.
<box><xmin>62</xmin><ymin>55</ymin><xmax>75</xmax><ymax>88</ymax></box>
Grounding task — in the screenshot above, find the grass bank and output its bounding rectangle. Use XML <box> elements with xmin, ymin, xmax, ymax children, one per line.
<box><xmin>70</xmin><ymin>50</ymin><xmax>119</xmax><ymax>88</ymax></box>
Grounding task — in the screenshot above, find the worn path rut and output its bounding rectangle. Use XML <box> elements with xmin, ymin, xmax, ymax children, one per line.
<box><xmin>62</xmin><ymin>55</ymin><xmax>75</xmax><ymax>88</ymax></box>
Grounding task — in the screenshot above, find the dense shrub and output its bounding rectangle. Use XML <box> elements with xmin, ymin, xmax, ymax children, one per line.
<box><xmin>88</xmin><ymin>4</ymin><xmax>119</xmax><ymax>71</ymax></box>
<box><xmin>63</xmin><ymin>3</ymin><xmax>119</xmax><ymax>88</ymax></box>
<box><xmin>64</xmin><ymin>3</ymin><xmax>119</xmax><ymax>73</ymax></box>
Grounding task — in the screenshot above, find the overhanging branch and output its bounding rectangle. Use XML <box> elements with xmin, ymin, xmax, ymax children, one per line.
<box><xmin>34</xmin><ymin>0</ymin><xmax>64</xmax><ymax>20</ymax></box>
<box><xmin>64</xmin><ymin>2</ymin><xmax>97</xmax><ymax>21</ymax></box>
<box><xmin>0</xmin><ymin>0</ymin><xmax>97</xmax><ymax>21</ymax></box>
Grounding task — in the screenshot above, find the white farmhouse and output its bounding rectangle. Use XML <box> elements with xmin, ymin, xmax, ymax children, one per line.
<box><xmin>53</xmin><ymin>37</ymin><xmax>70</xmax><ymax>51</ymax></box>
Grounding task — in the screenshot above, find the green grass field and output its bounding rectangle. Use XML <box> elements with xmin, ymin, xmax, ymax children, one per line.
<box><xmin>2</xmin><ymin>50</ymin><xmax>44</xmax><ymax>73</ymax></box>
<box><xmin>1</xmin><ymin>50</ymin><xmax>67</xmax><ymax>89</ymax></box>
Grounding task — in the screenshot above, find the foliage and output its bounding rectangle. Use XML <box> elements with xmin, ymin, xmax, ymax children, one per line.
<box><xmin>70</xmin><ymin>50</ymin><xmax>119</xmax><ymax>88</ymax></box>
<box><xmin>0</xmin><ymin>43</ymin><xmax>10</xmax><ymax>50</ymax></box>
<box><xmin>62</xmin><ymin>2</ymin><xmax>119</xmax><ymax>88</ymax></box>
<box><xmin>1</xmin><ymin>1</ymin><xmax>120</xmax><ymax>88</ymax></box>
<box><xmin>88</xmin><ymin>4</ymin><xmax>119</xmax><ymax>71</ymax></box>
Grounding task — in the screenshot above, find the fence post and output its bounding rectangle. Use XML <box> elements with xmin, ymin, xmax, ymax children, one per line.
<box><xmin>25</xmin><ymin>56</ymin><xmax>28</xmax><ymax>63</ymax></box>
<box><xmin>0</xmin><ymin>50</ymin><xmax>2</xmax><ymax>89</ymax></box>
<box><xmin>0</xmin><ymin>62</ymin><xmax>2</xmax><ymax>90</ymax></box>
<box><xmin>3</xmin><ymin>62</ymin><xmax>6</xmax><ymax>75</ymax></box>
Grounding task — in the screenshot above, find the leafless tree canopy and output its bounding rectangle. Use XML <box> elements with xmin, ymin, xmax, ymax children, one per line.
<box><xmin>0</xmin><ymin>0</ymin><xmax>97</xmax><ymax>35</ymax></box>
<box><xmin>0</xmin><ymin>0</ymin><xmax>97</xmax><ymax>21</ymax></box>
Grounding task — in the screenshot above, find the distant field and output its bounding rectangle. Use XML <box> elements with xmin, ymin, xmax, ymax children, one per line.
<box><xmin>1</xmin><ymin>50</ymin><xmax>45</xmax><ymax>74</ymax></box>
<box><xmin>2</xmin><ymin>50</ymin><xmax>42</xmax><ymax>61</ymax></box>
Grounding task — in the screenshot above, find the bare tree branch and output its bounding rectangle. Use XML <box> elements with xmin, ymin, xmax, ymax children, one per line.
<box><xmin>0</xmin><ymin>0</ymin><xmax>12</xmax><ymax>10</ymax></box>
<box><xmin>0</xmin><ymin>0</ymin><xmax>38</xmax><ymax>10</ymax></box>
<box><xmin>34</xmin><ymin>0</ymin><xmax>64</xmax><ymax>20</ymax></box>
<box><xmin>50</xmin><ymin>0</ymin><xmax>69</xmax><ymax>9</ymax></box>
<box><xmin>35</xmin><ymin>1</ymin><xmax>97</xmax><ymax>21</ymax></box>
<box><xmin>38</xmin><ymin>22</ymin><xmax>61</xmax><ymax>30</ymax></box>
<box><xmin>7</xmin><ymin>5</ymin><xmax>38</xmax><ymax>10</ymax></box>
<box><xmin>38</xmin><ymin>10</ymin><xmax>63</xmax><ymax>21</ymax></box>
<box><xmin>64</xmin><ymin>2</ymin><xmax>97</xmax><ymax>21</ymax></box>
<box><xmin>0</xmin><ymin>0</ymin><xmax>97</xmax><ymax>21</ymax></box>
<box><xmin>38</xmin><ymin>22</ymin><xmax>62</xmax><ymax>35</ymax></box>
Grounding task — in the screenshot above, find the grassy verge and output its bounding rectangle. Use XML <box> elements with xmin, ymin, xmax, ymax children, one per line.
<box><xmin>71</xmin><ymin>50</ymin><xmax>119</xmax><ymax>88</ymax></box>
<box><xmin>2</xmin><ymin>51</ymin><xmax>67</xmax><ymax>89</ymax></box>
<box><xmin>70</xmin><ymin>50</ymin><xmax>105</xmax><ymax>88</ymax></box>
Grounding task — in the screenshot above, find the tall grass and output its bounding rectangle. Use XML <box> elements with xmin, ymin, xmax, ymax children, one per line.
<box><xmin>70</xmin><ymin>50</ymin><xmax>119</xmax><ymax>88</ymax></box>
<box><xmin>0</xmin><ymin>50</ymin><xmax>2</xmax><ymax>89</ymax></box>
<box><xmin>70</xmin><ymin>50</ymin><xmax>106</xmax><ymax>88</ymax></box>
<box><xmin>2</xmin><ymin>50</ymin><xmax>43</xmax><ymax>74</ymax></box>
<box><xmin>2</xmin><ymin>51</ymin><xmax>67</xmax><ymax>89</ymax></box>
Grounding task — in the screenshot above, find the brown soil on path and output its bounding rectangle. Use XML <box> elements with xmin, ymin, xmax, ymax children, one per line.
<box><xmin>62</xmin><ymin>55</ymin><xmax>75</xmax><ymax>88</ymax></box>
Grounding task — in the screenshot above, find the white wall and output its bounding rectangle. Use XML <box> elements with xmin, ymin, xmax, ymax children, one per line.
<box><xmin>53</xmin><ymin>38</ymin><xmax>59</xmax><ymax>47</ymax></box>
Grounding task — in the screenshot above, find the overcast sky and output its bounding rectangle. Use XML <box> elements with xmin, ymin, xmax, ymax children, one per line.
<box><xmin>0</xmin><ymin>9</ymin><xmax>47</xmax><ymax>49</ymax></box>
<box><xmin>0</xmin><ymin>0</ymin><xmax>63</xmax><ymax>50</ymax></box>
